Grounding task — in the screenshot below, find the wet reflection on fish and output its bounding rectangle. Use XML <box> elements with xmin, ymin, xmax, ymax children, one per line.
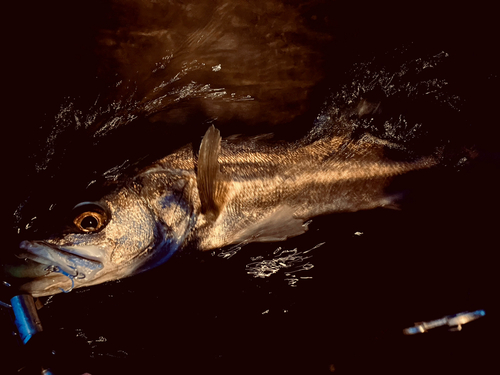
<box><xmin>14</xmin><ymin>122</ymin><xmax>439</xmax><ymax>297</ymax></box>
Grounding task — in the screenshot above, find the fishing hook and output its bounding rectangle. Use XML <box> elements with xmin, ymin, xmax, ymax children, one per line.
<box><xmin>45</xmin><ymin>266</ymin><xmax>84</xmax><ymax>293</ymax></box>
<box><xmin>56</xmin><ymin>268</ymin><xmax>75</xmax><ymax>293</ymax></box>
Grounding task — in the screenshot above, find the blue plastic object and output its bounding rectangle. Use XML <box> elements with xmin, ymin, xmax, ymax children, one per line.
<box><xmin>10</xmin><ymin>294</ymin><xmax>43</xmax><ymax>344</ymax></box>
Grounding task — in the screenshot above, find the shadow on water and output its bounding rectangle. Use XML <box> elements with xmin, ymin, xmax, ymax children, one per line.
<box><xmin>2</xmin><ymin>1</ymin><xmax>499</xmax><ymax>374</ymax></box>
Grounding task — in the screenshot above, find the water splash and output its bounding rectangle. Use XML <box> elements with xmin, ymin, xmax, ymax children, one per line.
<box><xmin>102</xmin><ymin>159</ymin><xmax>131</xmax><ymax>182</ymax></box>
<box><xmin>310</xmin><ymin>47</ymin><xmax>461</xmax><ymax>145</ymax></box>
<box><xmin>217</xmin><ymin>242</ymin><xmax>245</xmax><ymax>259</ymax></box>
<box><xmin>245</xmin><ymin>242</ymin><xmax>325</xmax><ymax>286</ymax></box>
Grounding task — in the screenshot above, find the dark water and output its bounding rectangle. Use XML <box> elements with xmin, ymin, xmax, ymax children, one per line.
<box><xmin>2</xmin><ymin>1</ymin><xmax>499</xmax><ymax>374</ymax></box>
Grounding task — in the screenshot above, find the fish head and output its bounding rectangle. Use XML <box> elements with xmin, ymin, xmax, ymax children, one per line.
<box><xmin>13</xmin><ymin>186</ymin><xmax>177</xmax><ymax>297</ymax></box>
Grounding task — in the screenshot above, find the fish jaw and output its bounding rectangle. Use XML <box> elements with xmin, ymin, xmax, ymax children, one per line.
<box><xmin>16</xmin><ymin>240</ymin><xmax>110</xmax><ymax>297</ymax></box>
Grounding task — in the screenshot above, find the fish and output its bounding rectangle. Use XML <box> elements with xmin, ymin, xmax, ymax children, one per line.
<box><xmin>14</xmin><ymin>122</ymin><xmax>439</xmax><ymax>297</ymax></box>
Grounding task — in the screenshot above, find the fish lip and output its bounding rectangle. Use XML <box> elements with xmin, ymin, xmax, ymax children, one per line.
<box><xmin>19</xmin><ymin>240</ymin><xmax>105</xmax><ymax>264</ymax></box>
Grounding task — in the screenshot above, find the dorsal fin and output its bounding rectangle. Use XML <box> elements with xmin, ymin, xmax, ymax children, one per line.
<box><xmin>197</xmin><ymin>125</ymin><xmax>227</xmax><ymax>220</ymax></box>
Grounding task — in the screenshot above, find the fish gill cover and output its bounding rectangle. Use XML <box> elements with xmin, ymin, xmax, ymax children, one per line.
<box><xmin>2</xmin><ymin>0</ymin><xmax>498</xmax><ymax>374</ymax></box>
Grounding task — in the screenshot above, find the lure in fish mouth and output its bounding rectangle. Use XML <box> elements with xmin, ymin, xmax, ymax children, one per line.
<box><xmin>11</xmin><ymin>125</ymin><xmax>442</xmax><ymax>297</ymax></box>
<box><xmin>17</xmin><ymin>240</ymin><xmax>105</xmax><ymax>294</ymax></box>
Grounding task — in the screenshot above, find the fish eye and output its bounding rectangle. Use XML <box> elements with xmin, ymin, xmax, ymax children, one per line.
<box><xmin>74</xmin><ymin>212</ymin><xmax>104</xmax><ymax>232</ymax></box>
<box><xmin>71</xmin><ymin>202</ymin><xmax>109</xmax><ymax>233</ymax></box>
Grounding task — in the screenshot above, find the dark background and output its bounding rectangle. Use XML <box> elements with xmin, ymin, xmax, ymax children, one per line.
<box><xmin>2</xmin><ymin>1</ymin><xmax>498</xmax><ymax>374</ymax></box>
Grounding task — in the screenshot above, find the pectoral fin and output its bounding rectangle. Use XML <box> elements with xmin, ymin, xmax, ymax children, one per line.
<box><xmin>230</xmin><ymin>206</ymin><xmax>309</xmax><ymax>244</ymax></box>
<box><xmin>197</xmin><ymin>125</ymin><xmax>228</xmax><ymax>220</ymax></box>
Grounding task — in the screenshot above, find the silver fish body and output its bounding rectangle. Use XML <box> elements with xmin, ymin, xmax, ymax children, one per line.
<box><xmin>16</xmin><ymin>125</ymin><xmax>438</xmax><ymax>297</ymax></box>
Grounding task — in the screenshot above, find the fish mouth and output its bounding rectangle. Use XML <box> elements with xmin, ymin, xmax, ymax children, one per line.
<box><xmin>14</xmin><ymin>240</ymin><xmax>106</xmax><ymax>297</ymax></box>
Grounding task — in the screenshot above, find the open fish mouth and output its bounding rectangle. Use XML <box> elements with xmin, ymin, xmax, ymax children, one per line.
<box><xmin>14</xmin><ymin>240</ymin><xmax>105</xmax><ymax>296</ymax></box>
